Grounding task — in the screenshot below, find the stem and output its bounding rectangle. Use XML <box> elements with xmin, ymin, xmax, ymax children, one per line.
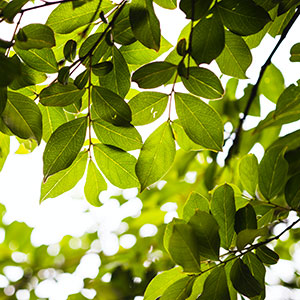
<box><xmin>225</xmin><ymin>5</ymin><xmax>300</xmax><ymax>164</ymax></box>
<box><xmin>168</xmin><ymin>73</ymin><xmax>178</xmax><ymax>120</ymax></box>
<box><xmin>5</xmin><ymin>12</ymin><xmax>23</xmax><ymax>56</ymax></box>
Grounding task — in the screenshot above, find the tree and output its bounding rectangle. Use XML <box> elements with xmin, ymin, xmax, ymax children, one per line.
<box><xmin>0</xmin><ymin>0</ymin><xmax>300</xmax><ymax>299</ymax></box>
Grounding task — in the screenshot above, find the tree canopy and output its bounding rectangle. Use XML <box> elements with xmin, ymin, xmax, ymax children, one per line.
<box><xmin>0</xmin><ymin>0</ymin><xmax>300</xmax><ymax>299</ymax></box>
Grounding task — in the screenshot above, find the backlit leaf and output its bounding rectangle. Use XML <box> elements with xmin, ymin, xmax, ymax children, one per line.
<box><xmin>160</xmin><ymin>277</ymin><xmax>194</xmax><ymax>300</ymax></box>
<box><xmin>239</xmin><ymin>154</ymin><xmax>258</xmax><ymax>196</ymax></box>
<box><xmin>175</xmin><ymin>92</ymin><xmax>224</xmax><ymax>151</ymax></box>
<box><xmin>0</xmin><ymin>53</ymin><xmax>22</xmax><ymax>87</ymax></box>
<box><xmin>0</xmin><ymin>132</ymin><xmax>10</xmax><ymax>172</ymax></box>
<box><xmin>43</xmin><ymin>117</ymin><xmax>87</xmax><ymax>181</ymax></box>
<box><xmin>1</xmin><ymin>0</ymin><xmax>29</xmax><ymax>22</ymax></box>
<box><xmin>290</xmin><ymin>43</ymin><xmax>300</xmax><ymax>62</ymax></box>
<box><xmin>285</xmin><ymin>173</ymin><xmax>300</xmax><ymax>209</ymax></box>
<box><xmin>182</xmin><ymin>192</ymin><xmax>210</xmax><ymax>221</ymax></box>
<box><xmin>236</xmin><ymin>227</ymin><xmax>268</xmax><ymax>251</ymax></box>
<box><xmin>179</xmin><ymin>0</ymin><xmax>213</xmax><ymax>20</ymax></box>
<box><xmin>154</xmin><ymin>0</ymin><xmax>177</xmax><ymax>9</ymax></box>
<box><xmin>136</xmin><ymin>122</ymin><xmax>175</xmax><ymax>191</ymax></box>
<box><xmin>234</xmin><ymin>204</ymin><xmax>257</xmax><ymax>234</ymax></box>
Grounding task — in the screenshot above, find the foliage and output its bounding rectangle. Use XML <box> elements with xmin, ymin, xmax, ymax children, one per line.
<box><xmin>0</xmin><ymin>0</ymin><xmax>300</xmax><ymax>299</ymax></box>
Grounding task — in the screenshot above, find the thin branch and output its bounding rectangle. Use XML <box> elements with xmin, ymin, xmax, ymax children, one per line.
<box><xmin>168</xmin><ymin>73</ymin><xmax>178</xmax><ymax>120</ymax></box>
<box><xmin>225</xmin><ymin>5</ymin><xmax>300</xmax><ymax>164</ymax></box>
<box><xmin>5</xmin><ymin>11</ymin><xmax>23</xmax><ymax>56</ymax></box>
<box><xmin>20</xmin><ymin>0</ymin><xmax>74</xmax><ymax>13</ymax></box>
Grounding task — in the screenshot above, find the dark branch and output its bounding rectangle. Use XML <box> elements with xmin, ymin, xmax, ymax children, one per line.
<box><xmin>225</xmin><ymin>5</ymin><xmax>300</xmax><ymax>164</ymax></box>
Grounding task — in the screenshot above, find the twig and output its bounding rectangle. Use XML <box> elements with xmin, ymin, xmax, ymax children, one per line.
<box><xmin>225</xmin><ymin>5</ymin><xmax>300</xmax><ymax>164</ymax></box>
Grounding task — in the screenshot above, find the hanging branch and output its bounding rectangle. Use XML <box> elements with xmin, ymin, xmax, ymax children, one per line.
<box><xmin>225</xmin><ymin>6</ymin><xmax>300</xmax><ymax>164</ymax></box>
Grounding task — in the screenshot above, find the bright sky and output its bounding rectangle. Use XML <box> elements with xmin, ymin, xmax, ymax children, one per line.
<box><xmin>0</xmin><ymin>1</ymin><xmax>300</xmax><ymax>299</ymax></box>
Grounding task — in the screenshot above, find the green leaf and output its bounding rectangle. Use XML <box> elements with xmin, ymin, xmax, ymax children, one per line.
<box><xmin>40</xmin><ymin>83</ymin><xmax>85</xmax><ymax>107</ymax></box>
<box><xmin>258</xmin><ymin>64</ymin><xmax>285</xmax><ymax>103</ymax></box>
<box><xmin>40</xmin><ymin>151</ymin><xmax>88</xmax><ymax>202</ymax></box>
<box><xmin>132</xmin><ymin>62</ymin><xmax>177</xmax><ymax>89</ymax></box>
<box><xmin>0</xmin><ymin>53</ymin><xmax>22</xmax><ymax>87</ymax></box>
<box><xmin>239</xmin><ymin>154</ymin><xmax>258</xmax><ymax>196</ymax></box>
<box><xmin>188</xmin><ymin>211</ymin><xmax>220</xmax><ymax>260</ymax></box>
<box><xmin>46</xmin><ymin>0</ymin><xmax>114</xmax><ymax>34</ymax></box>
<box><xmin>256</xmin><ymin>245</ymin><xmax>279</xmax><ymax>265</ymax></box>
<box><xmin>172</xmin><ymin>120</ymin><xmax>204</xmax><ymax>151</ymax></box>
<box><xmin>93</xmin><ymin>144</ymin><xmax>139</xmax><ymax>189</ymax></box>
<box><xmin>57</xmin><ymin>66</ymin><xmax>70</xmax><ymax>85</ymax></box>
<box><xmin>191</xmin><ymin>14</ymin><xmax>225</xmax><ymax>64</ymax></box>
<box><xmin>63</xmin><ymin>39</ymin><xmax>77</xmax><ymax>62</ymax></box>
<box><xmin>154</xmin><ymin>0</ymin><xmax>177</xmax><ymax>9</ymax></box>
<box><xmin>278</xmin><ymin>0</ymin><xmax>300</xmax><ymax>15</ymax></box>
<box><xmin>217</xmin><ymin>0</ymin><xmax>271</xmax><ymax>36</ymax></box>
<box><xmin>230</xmin><ymin>258</ymin><xmax>263</xmax><ymax>298</ymax></box>
<box><xmin>2</xmin><ymin>92</ymin><xmax>42</xmax><ymax>144</ymax></box>
<box><xmin>92</xmin><ymin>118</ymin><xmax>142</xmax><ymax>151</ymax></box>
<box><xmin>14</xmin><ymin>48</ymin><xmax>58</xmax><ymax>73</ymax></box>
<box><xmin>236</xmin><ymin>227</ymin><xmax>268</xmax><ymax>251</ymax></box>
<box><xmin>179</xmin><ymin>0</ymin><xmax>213</xmax><ymax>20</ymax></box>
<box><xmin>165</xmin><ymin>222</ymin><xmax>201</xmax><ymax>272</ymax></box>
<box><xmin>0</xmin><ymin>88</ymin><xmax>7</xmax><ymax>116</ymax></box>
<box><xmin>84</xmin><ymin>160</ymin><xmax>106</xmax><ymax>207</ymax></box>
<box><xmin>98</xmin><ymin>46</ymin><xmax>130</xmax><ymax>98</ymax></box>
<box><xmin>1</xmin><ymin>0</ymin><xmax>28</xmax><ymax>22</ymax></box>
<box><xmin>234</xmin><ymin>204</ymin><xmax>257</xmax><ymax>234</ymax></box>
<box><xmin>160</xmin><ymin>277</ymin><xmax>195</xmax><ymax>300</ymax></box>
<box><xmin>258</xmin><ymin>146</ymin><xmax>288</xmax><ymax>200</ymax></box>
<box><xmin>43</xmin><ymin>117</ymin><xmax>87</xmax><ymax>181</ymax></box>
<box><xmin>211</xmin><ymin>184</ymin><xmax>236</xmax><ymax>249</ymax></box>
<box><xmin>136</xmin><ymin>122</ymin><xmax>175</xmax><ymax>191</ymax></box>
<box><xmin>198</xmin><ymin>266</ymin><xmax>230</xmax><ymax>300</ymax></box>
<box><xmin>74</xmin><ymin>70</ymin><xmax>89</xmax><ymax>89</ymax></box>
<box><xmin>216</xmin><ymin>31</ymin><xmax>252</xmax><ymax>79</ymax></box>
<box><xmin>181</xmin><ymin>67</ymin><xmax>224</xmax><ymax>99</ymax></box>
<box><xmin>128</xmin><ymin>92</ymin><xmax>169</xmax><ymax>125</ymax></box>
<box><xmin>144</xmin><ymin>267</ymin><xmax>186</xmax><ymax>300</ymax></box>
<box><xmin>129</xmin><ymin>0</ymin><xmax>161</xmax><ymax>51</ymax></box>
<box><xmin>186</xmin><ymin>272</ymin><xmax>210</xmax><ymax>300</ymax></box>
<box><xmin>0</xmin><ymin>132</ymin><xmax>10</xmax><ymax>172</ymax></box>
<box><xmin>92</xmin><ymin>86</ymin><xmax>131</xmax><ymax>126</ymax></box>
<box><xmin>120</xmin><ymin>36</ymin><xmax>172</xmax><ymax>66</ymax></box>
<box><xmin>92</xmin><ymin>62</ymin><xmax>113</xmax><ymax>76</ymax></box>
<box><xmin>175</xmin><ymin>92</ymin><xmax>224</xmax><ymax>151</ymax></box>
<box><xmin>290</xmin><ymin>43</ymin><xmax>300</xmax><ymax>62</ymax></box>
<box><xmin>182</xmin><ymin>192</ymin><xmax>210</xmax><ymax>221</ymax></box>
<box><xmin>285</xmin><ymin>173</ymin><xmax>300</xmax><ymax>209</ymax></box>
<box><xmin>15</xmin><ymin>24</ymin><xmax>55</xmax><ymax>50</ymax></box>
<box><xmin>39</xmin><ymin>105</ymin><xmax>74</xmax><ymax>142</ymax></box>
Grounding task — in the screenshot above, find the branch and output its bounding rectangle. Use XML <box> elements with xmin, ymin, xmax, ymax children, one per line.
<box><xmin>20</xmin><ymin>0</ymin><xmax>74</xmax><ymax>13</ymax></box>
<box><xmin>225</xmin><ymin>6</ymin><xmax>300</xmax><ymax>164</ymax></box>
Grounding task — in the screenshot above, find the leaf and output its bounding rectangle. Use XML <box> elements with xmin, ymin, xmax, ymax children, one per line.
<box><xmin>217</xmin><ymin>0</ymin><xmax>271</xmax><ymax>36</ymax></box>
<box><xmin>216</xmin><ymin>31</ymin><xmax>252</xmax><ymax>79</ymax></box>
<box><xmin>0</xmin><ymin>132</ymin><xmax>10</xmax><ymax>172</ymax></box>
<box><xmin>285</xmin><ymin>174</ymin><xmax>300</xmax><ymax>209</ymax></box>
<box><xmin>128</xmin><ymin>92</ymin><xmax>169</xmax><ymax>125</ymax></box>
<box><xmin>239</xmin><ymin>154</ymin><xmax>258</xmax><ymax>196</ymax></box>
<box><xmin>144</xmin><ymin>267</ymin><xmax>186</xmax><ymax>300</ymax></box>
<box><xmin>236</xmin><ymin>227</ymin><xmax>268</xmax><ymax>251</ymax></box>
<box><xmin>0</xmin><ymin>88</ymin><xmax>7</xmax><ymax>116</ymax></box>
<box><xmin>92</xmin><ymin>62</ymin><xmax>113</xmax><ymax>76</ymax></box>
<box><xmin>2</xmin><ymin>92</ymin><xmax>42</xmax><ymax>144</ymax></box>
<box><xmin>40</xmin><ymin>151</ymin><xmax>88</xmax><ymax>202</ymax></box>
<box><xmin>14</xmin><ymin>48</ymin><xmax>58</xmax><ymax>73</ymax></box>
<box><xmin>39</xmin><ymin>105</ymin><xmax>74</xmax><ymax>142</ymax></box>
<box><xmin>132</xmin><ymin>62</ymin><xmax>177</xmax><ymax>89</ymax></box>
<box><xmin>92</xmin><ymin>118</ymin><xmax>142</xmax><ymax>151</ymax></box>
<box><xmin>40</xmin><ymin>82</ymin><xmax>85</xmax><ymax>107</ymax></box>
<box><xmin>211</xmin><ymin>184</ymin><xmax>236</xmax><ymax>249</ymax></box>
<box><xmin>186</xmin><ymin>272</ymin><xmax>210</xmax><ymax>300</ymax></box>
<box><xmin>93</xmin><ymin>144</ymin><xmax>140</xmax><ymax>189</ymax></box>
<box><xmin>175</xmin><ymin>92</ymin><xmax>224</xmax><ymax>151</ymax></box>
<box><xmin>290</xmin><ymin>43</ymin><xmax>300</xmax><ymax>62</ymax></box>
<box><xmin>234</xmin><ymin>204</ymin><xmax>257</xmax><ymax>234</ymax></box>
<box><xmin>258</xmin><ymin>146</ymin><xmax>288</xmax><ymax>200</ymax></box>
<box><xmin>0</xmin><ymin>53</ymin><xmax>21</xmax><ymax>87</ymax></box>
<box><xmin>198</xmin><ymin>266</ymin><xmax>230</xmax><ymax>300</ymax></box>
<box><xmin>136</xmin><ymin>122</ymin><xmax>175</xmax><ymax>191</ymax></box>
<box><xmin>120</xmin><ymin>36</ymin><xmax>172</xmax><ymax>66</ymax></box>
<box><xmin>181</xmin><ymin>67</ymin><xmax>224</xmax><ymax>99</ymax></box>
<box><xmin>91</xmin><ymin>86</ymin><xmax>132</xmax><ymax>126</ymax></box>
<box><xmin>278</xmin><ymin>0</ymin><xmax>300</xmax><ymax>15</ymax></box>
<box><xmin>172</xmin><ymin>120</ymin><xmax>204</xmax><ymax>151</ymax></box>
<box><xmin>256</xmin><ymin>245</ymin><xmax>279</xmax><ymax>265</ymax></box>
<box><xmin>98</xmin><ymin>46</ymin><xmax>130</xmax><ymax>98</ymax></box>
<box><xmin>160</xmin><ymin>277</ymin><xmax>195</xmax><ymax>300</ymax></box>
<box><xmin>129</xmin><ymin>0</ymin><xmax>161</xmax><ymax>51</ymax></box>
<box><xmin>154</xmin><ymin>0</ymin><xmax>177</xmax><ymax>10</ymax></box>
<box><xmin>182</xmin><ymin>192</ymin><xmax>210</xmax><ymax>221</ymax></box>
<box><xmin>15</xmin><ymin>24</ymin><xmax>55</xmax><ymax>50</ymax></box>
<box><xmin>165</xmin><ymin>222</ymin><xmax>201</xmax><ymax>272</ymax></box>
<box><xmin>43</xmin><ymin>117</ymin><xmax>87</xmax><ymax>181</ymax></box>
<box><xmin>191</xmin><ymin>14</ymin><xmax>225</xmax><ymax>64</ymax></box>
<box><xmin>63</xmin><ymin>39</ymin><xmax>77</xmax><ymax>62</ymax></box>
<box><xmin>179</xmin><ymin>0</ymin><xmax>213</xmax><ymax>20</ymax></box>
<box><xmin>188</xmin><ymin>211</ymin><xmax>220</xmax><ymax>260</ymax></box>
<box><xmin>1</xmin><ymin>0</ymin><xmax>29</xmax><ymax>22</ymax></box>
<box><xmin>258</xmin><ymin>64</ymin><xmax>285</xmax><ymax>103</ymax></box>
<box><xmin>46</xmin><ymin>0</ymin><xmax>114</xmax><ymax>34</ymax></box>
<box><xmin>84</xmin><ymin>160</ymin><xmax>107</xmax><ymax>207</ymax></box>
<box><xmin>230</xmin><ymin>258</ymin><xmax>263</xmax><ymax>298</ymax></box>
